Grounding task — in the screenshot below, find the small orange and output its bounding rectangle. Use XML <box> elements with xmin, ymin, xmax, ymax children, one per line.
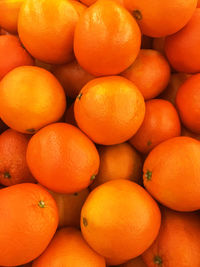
<box><xmin>130</xmin><ymin>99</ymin><xmax>181</xmax><ymax>154</ymax></box>
<box><xmin>121</xmin><ymin>49</ymin><xmax>170</xmax><ymax>100</ymax></box>
<box><xmin>74</xmin><ymin>0</ymin><xmax>141</xmax><ymax>76</ymax></box>
<box><xmin>18</xmin><ymin>0</ymin><xmax>86</xmax><ymax>64</ymax></box>
<box><xmin>32</xmin><ymin>227</ymin><xmax>106</xmax><ymax>267</ymax></box>
<box><xmin>81</xmin><ymin>179</ymin><xmax>161</xmax><ymax>265</ymax></box>
<box><xmin>52</xmin><ymin>60</ymin><xmax>95</xmax><ymax>98</ymax></box>
<box><xmin>90</xmin><ymin>143</ymin><xmax>142</xmax><ymax>190</ymax></box>
<box><xmin>124</xmin><ymin>0</ymin><xmax>197</xmax><ymax>37</ymax></box>
<box><xmin>0</xmin><ymin>183</ymin><xmax>58</xmax><ymax>266</ymax></box>
<box><xmin>74</xmin><ymin>76</ymin><xmax>145</xmax><ymax>145</ymax></box>
<box><xmin>0</xmin><ymin>129</ymin><xmax>35</xmax><ymax>186</ymax></box>
<box><xmin>26</xmin><ymin>123</ymin><xmax>100</xmax><ymax>193</ymax></box>
<box><xmin>0</xmin><ymin>66</ymin><xmax>66</xmax><ymax>134</ymax></box>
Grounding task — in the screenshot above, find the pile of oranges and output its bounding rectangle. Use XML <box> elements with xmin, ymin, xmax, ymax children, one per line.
<box><xmin>0</xmin><ymin>0</ymin><xmax>200</xmax><ymax>266</ymax></box>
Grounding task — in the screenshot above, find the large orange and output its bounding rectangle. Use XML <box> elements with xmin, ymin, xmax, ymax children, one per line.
<box><xmin>74</xmin><ymin>0</ymin><xmax>141</xmax><ymax>76</ymax></box>
<box><xmin>0</xmin><ymin>183</ymin><xmax>58</xmax><ymax>266</ymax></box>
<box><xmin>121</xmin><ymin>49</ymin><xmax>171</xmax><ymax>100</ymax></box>
<box><xmin>18</xmin><ymin>0</ymin><xmax>86</xmax><ymax>64</ymax></box>
<box><xmin>32</xmin><ymin>227</ymin><xmax>106</xmax><ymax>267</ymax></box>
<box><xmin>26</xmin><ymin>123</ymin><xmax>100</xmax><ymax>193</ymax></box>
<box><xmin>142</xmin><ymin>208</ymin><xmax>200</xmax><ymax>267</ymax></box>
<box><xmin>90</xmin><ymin>142</ymin><xmax>142</xmax><ymax>190</ymax></box>
<box><xmin>124</xmin><ymin>0</ymin><xmax>197</xmax><ymax>37</ymax></box>
<box><xmin>0</xmin><ymin>129</ymin><xmax>35</xmax><ymax>186</ymax></box>
<box><xmin>74</xmin><ymin>76</ymin><xmax>145</xmax><ymax>145</ymax></box>
<box><xmin>0</xmin><ymin>35</ymin><xmax>34</xmax><ymax>80</ymax></box>
<box><xmin>130</xmin><ymin>99</ymin><xmax>181</xmax><ymax>154</ymax></box>
<box><xmin>0</xmin><ymin>66</ymin><xmax>66</xmax><ymax>134</ymax></box>
<box><xmin>176</xmin><ymin>74</ymin><xmax>200</xmax><ymax>134</ymax></box>
<box><xmin>81</xmin><ymin>179</ymin><xmax>161</xmax><ymax>265</ymax></box>
<box><xmin>0</xmin><ymin>0</ymin><xmax>24</xmax><ymax>33</ymax></box>
<box><xmin>165</xmin><ymin>9</ymin><xmax>200</xmax><ymax>73</ymax></box>
<box><xmin>143</xmin><ymin>136</ymin><xmax>200</xmax><ymax>211</ymax></box>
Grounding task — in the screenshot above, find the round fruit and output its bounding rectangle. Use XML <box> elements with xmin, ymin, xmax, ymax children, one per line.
<box><xmin>143</xmin><ymin>136</ymin><xmax>200</xmax><ymax>211</ymax></box>
<box><xmin>32</xmin><ymin>227</ymin><xmax>106</xmax><ymax>267</ymax></box>
<box><xmin>0</xmin><ymin>183</ymin><xmax>58</xmax><ymax>266</ymax></box>
<box><xmin>0</xmin><ymin>66</ymin><xmax>66</xmax><ymax>134</ymax></box>
<box><xmin>130</xmin><ymin>99</ymin><xmax>181</xmax><ymax>154</ymax></box>
<box><xmin>74</xmin><ymin>0</ymin><xmax>141</xmax><ymax>76</ymax></box>
<box><xmin>90</xmin><ymin>143</ymin><xmax>142</xmax><ymax>190</ymax></box>
<box><xmin>74</xmin><ymin>76</ymin><xmax>145</xmax><ymax>145</ymax></box>
<box><xmin>0</xmin><ymin>35</ymin><xmax>34</xmax><ymax>80</ymax></box>
<box><xmin>18</xmin><ymin>0</ymin><xmax>85</xmax><ymax>64</ymax></box>
<box><xmin>81</xmin><ymin>179</ymin><xmax>161</xmax><ymax>265</ymax></box>
<box><xmin>124</xmin><ymin>0</ymin><xmax>197</xmax><ymax>37</ymax></box>
<box><xmin>176</xmin><ymin>74</ymin><xmax>200</xmax><ymax>134</ymax></box>
<box><xmin>165</xmin><ymin>9</ymin><xmax>200</xmax><ymax>73</ymax></box>
<box><xmin>0</xmin><ymin>129</ymin><xmax>35</xmax><ymax>186</ymax></box>
<box><xmin>121</xmin><ymin>49</ymin><xmax>170</xmax><ymax>100</ymax></box>
<box><xmin>142</xmin><ymin>208</ymin><xmax>200</xmax><ymax>267</ymax></box>
<box><xmin>26</xmin><ymin>123</ymin><xmax>100</xmax><ymax>193</ymax></box>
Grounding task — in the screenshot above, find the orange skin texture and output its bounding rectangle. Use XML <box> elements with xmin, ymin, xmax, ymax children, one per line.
<box><xmin>120</xmin><ymin>256</ymin><xmax>147</xmax><ymax>267</ymax></box>
<box><xmin>0</xmin><ymin>129</ymin><xmax>35</xmax><ymax>186</ymax></box>
<box><xmin>47</xmin><ymin>188</ymin><xmax>89</xmax><ymax>228</ymax></box>
<box><xmin>124</xmin><ymin>0</ymin><xmax>197</xmax><ymax>37</ymax></box>
<box><xmin>74</xmin><ymin>0</ymin><xmax>141</xmax><ymax>76</ymax></box>
<box><xmin>130</xmin><ymin>99</ymin><xmax>181</xmax><ymax>154</ymax></box>
<box><xmin>142</xmin><ymin>208</ymin><xmax>200</xmax><ymax>267</ymax></box>
<box><xmin>0</xmin><ymin>0</ymin><xmax>24</xmax><ymax>33</ymax></box>
<box><xmin>143</xmin><ymin>136</ymin><xmax>200</xmax><ymax>211</ymax></box>
<box><xmin>181</xmin><ymin>126</ymin><xmax>200</xmax><ymax>141</ymax></box>
<box><xmin>160</xmin><ymin>73</ymin><xmax>190</xmax><ymax>106</ymax></box>
<box><xmin>65</xmin><ymin>103</ymin><xmax>77</xmax><ymax>126</ymax></box>
<box><xmin>165</xmin><ymin>9</ymin><xmax>200</xmax><ymax>73</ymax></box>
<box><xmin>152</xmin><ymin>37</ymin><xmax>165</xmax><ymax>55</ymax></box>
<box><xmin>90</xmin><ymin>143</ymin><xmax>143</xmax><ymax>190</ymax></box>
<box><xmin>18</xmin><ymin>0</ymin><xmax>85</xmax><ymax>64</ymax></box>
<box><xmin>0</xmin><ymin>35</ymin><xmax>34</xmax><ymax>80</ymax></box>
<box><xmin>176</xmin><ymin>74</ymin><xmax>200</xmax><ymax>134</ymax></box>
<box><xmin>121</xmin><ymin>49</ymin><xmax>171</xmax><ymax>100</ymax></box>
<box><xmin>0</xmin><ymin>66</ymin><xmax>66</xmax><ymax>134</ymax></box>
<box><xmin>33</xmin><ymin>227</ymin><xmax>106</xmax><ymax>267</ymax></box>
<box><xmin>81</xmin><ymin>179</ymin><xmax>161</xmax><ymax>265</ymax></box>
<box><xmin>80</xmin><ymin>0</ymin><xmax>124</xmax><ymax>6</ymax></box>
<box><xmin>52</xmin><ymin>61</ymin><xmax>95</xmax><ymax>98</ymax></box>
<box><xmin>26</xmin><ymin>123</ymin><xmax>100</xmax><ymax>193</ymax></box>
<box><xmin>0</xmin><ymin>183</ymin><xmax>58</xmax><ymax>266</ymax></box>
<box><xmin>74</xmin><ymin>76</ymin><xmax>145</xmax><ymax>145</ymax></box>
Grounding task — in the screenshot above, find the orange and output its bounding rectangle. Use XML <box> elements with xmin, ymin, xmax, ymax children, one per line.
<box><xmin>181</xmin><ymin>126</ymin><xmax>200</xmax><ymax>141</ymax></box>
<box><xmin>130</xmin><ymin>99</ymin><xmax>181</xmax><ymax>154</ymax></box>
<box><xmin>176</xmin><ymin>74</ymin><xmax>200</xmax><ymax>134</ymax></box>
<box><xmin>124</xmin><ymin>0</ymin><xmax>197</xmax><ymax>37</ymax></box>
<box><xmin>120</xmin><ymin>256</ymin><xmax>147</xmax><ymax>267</ymax></box>
<box><xmin>143</xmin><ymin>136</ymin><xmax>200</xmax><ymax>211</ymax></box>
<box><xmin>18</xmin><ymin>0</ymin><xmax>86</xmax><ymax>64</ymax></box>
<box><xmin>81</xmin><ymin>179</ymin><xmax>161</xmax><ymax>265</ymax></box>
<box><xmin>74</xmin><ymin>0</ymin><xmax>141</xmax><ymax>76</ymax></box>
<box><xmin>0</xmin><ymin>183</ymin><xmax>58</xmax><ymax>266</ymax></box>
<box><xmin>0</xmin><ymin>35</ymin><xmax>34</xmax><ymax>80</ymax></box>
<box><xmin>0</xmin><ymin>129</ymin><xmax>35</xmax><ymax>186</ymax></box>
<box><xmin>52</xmin><ymin>60</ymin><xmax>95</xmax><ymax>98</ymax></box>
<box><xmin>90</xmin><ymin>143</ymin><xmax>142</xmax><ymax>190</ymax></box>
<box><xmin>142</xmin><ymin>208</ymin><xmax>200</xmax><ymax>267</ymax></box>
<box><xmin>0</xmin><ymin>0</ymin><xmax>24</xmax><ymax>33</ymax></box>
<box><xmin>47</xmin><ymin>188</ymin><xmax>89</xmax><ymax>228</ymax></box>
<box><xmin>152</xmin><ymin>37</ymin><xmax>165</xmax><ymax>55</ymax></box>
<box><xmin>32</xmin><ymin>227</ymin><xmax>106</xmax><ymax>267</ymax></box>
<box><xmin>74</xmin><ymin>76</ymin><xmax>145</xmax><ymax>145</ymax></box>
<box><xmin>65</xmin><ymin>103</ymin><xmax>77</xmax><ymax>126</ymax></box>
<box><xmin>26</xmin><ymin>123</ymin><xmax>100</xmax><ymax>193</ymax></box>
<box><xmin>165</xmin><ymin>9</ymin><xmax>200</xmax><ymax>73</ymax></box>
<box><xmin>0</xmin><ymin>66</ymin><xmax>66</xmax><ymax>134</ymax></box>
<box><xmin>121</xmin><ymin>49</ymin><xmax>170</xmax><ymax>100</ymax></box>
<box><xmin>159</xmin><ymin>73</ymin><xmax>190</xmax><ymax>106</ymax></box>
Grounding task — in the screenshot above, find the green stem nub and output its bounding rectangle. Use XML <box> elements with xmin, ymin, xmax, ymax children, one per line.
<box><xmin>38</xmin><ymin>200</ymin><xmax>46</xmax><ymax>208</ymax></box>
<box><xmin>154</xmin><ymin>255</ymin><xmax>163</xmax><ymax>266</ymax></box>
<box><xmin>145</xmin><ymin>170</ymin><xmax>152</xmax><ymax>181</ymax></box>
<box><xmin>83</xmin><ymin>217</ymin><xmax>88</xmax><ymax>227</ymax></box>
<box><xmin>147</xmin><ymin>140</ymin><xmax>152</xmax><ymax>146</ymax></box>
<box><xmin>77</xmin><ymin>92</ymin><xmax>83</xmax><ymax>100</ymax></box>
<box><xmin>4</xmin><ymin>172</ymin><xmax>11</xmax><ymax>179</ymax></box>
<box><xmin>133</xmin><ymin>10</ymin><xmax>143</xmax><ymax>20</ymax></box>
<box><xmin>90</xmin><ymin>175</ymin><xmax>96</xmax><ymax>181</ymax></box>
